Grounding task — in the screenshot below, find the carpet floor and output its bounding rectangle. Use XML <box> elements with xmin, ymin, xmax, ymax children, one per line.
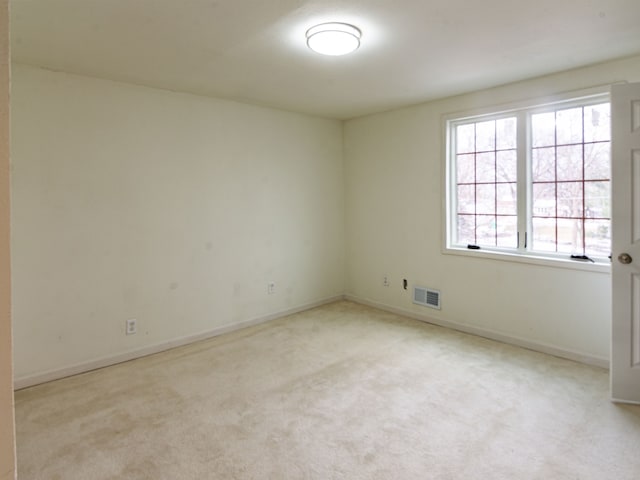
<box><xmin>14</xmin><ymin>301</ymin><xmax>640</xmax><ymax>479</ymax></box>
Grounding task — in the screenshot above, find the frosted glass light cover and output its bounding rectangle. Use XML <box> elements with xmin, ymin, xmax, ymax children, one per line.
<box><xmin>306</xmin><ymin>23</ymin><xmax>361</xmax><ymax>56</ymax></box>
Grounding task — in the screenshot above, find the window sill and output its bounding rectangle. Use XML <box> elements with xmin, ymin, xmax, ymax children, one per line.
<box><xmin>444</xmin><ymin>246</ymin><xmax>611</xmax><ymax>273</ymax></box>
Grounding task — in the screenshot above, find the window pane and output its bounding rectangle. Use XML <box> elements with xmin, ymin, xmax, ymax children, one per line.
<box><xmin>457</xmin><ymin>214</ymin><xmax>475</xmax><ymax>245</ymax></box>
<box><xmin>497</xmin><ymin>150</ymin><xmax>517</xmax><ymax>182</ymax></box>
<box><xmin>457</xmin><ymin>154</ymin><xmax>475</xmax><ymax>183</ymax></box>
<box><xmin>585</xmin><ymin>219</ymin><xmax>610</xmax><ymax>257</ymax></box>
<box><xmin>496</xmin><ymin>117</ymin><xmax>517</xmax><ymax>150</ymax></box>
<box><xmin>532</xmin><ymin>183</ymin><xmax>555</xmax><ymax>217</ymax></box>
<box><xmin>532</xmin><ymin>111</ymin><xmax>555</xmax><ymax>147</ymax></box>
<box><xmin>496</xmin><ymin>216</ymin><xmax>517</xmax><ymax>248</ymax></box>
<box><xmin>476</xmin><ymin>152</ymin><xmax>495</xmax><ymax>183</ymax></box>
<box><xmin>457</xmin><ymin>184</ymin><xmax>475</xmax><ymax>214</ymax></box>
<box><xmin>557</xmin><ymin>218</ymin><xmax>583</xmax><ymax>254</ymax></box>
<box><xmin>557</xmin><ymin>182</ymin><xmax>583</xmax><ymax>218</ymax></box>
<box><xmin>584</xmin><ymin>103</ymin><xmax>610</xmax><ymax>142</ymax></box>
<box><xmin>476</xmin><ymin>120</ymin><xmax>495</xmax><ymax>151</ymax></box>
<box><xmin>585</xmin><ymin>181</ymin><xmax>610</xmax><ymax>218</ymax></box>
<box><xmin>556</xmin><ymin>145</ymin><xmax>583</xmax><ymax>181</ymax></box>
<box><xmin>476</xmin><ymin>184</ymin><xmax>496</xmax><ymax>214</ymax></box>
<box><xmin>497</xmin><ymin>183</ymin><xmax>517</xmax><ymax>215</ymax></box>
<box><xmin>532</xmin><ymin>217</ymin><xmax>556</xmax><ymax>252</ymax></box>
<box><xmin>556</xmin><ymin>107</ymin><xmax>583</xmax><ymax>145</ymax></box>
<box><xmin>532</xmin><ymin>147</ymin><xmax>555</xmax><ymax>181</ymax></box>
<box><xmin>456</xmin><ymin>123</ymin><xmax>475</xmax><ymax>153</ymax></box>
<box><xmin>584</xmin><ymin>142</ymin><xmax>610</xmax><ymax>180</ymax></box>
<box><xmin>452</xmin><ymin>117</ymin><xmax>513</xmax><ymax>249</ymax></box>
<box><xmin>476</xmin><ymin>215</ymin><xmax>496</xmax><ymax>246</ymax></box>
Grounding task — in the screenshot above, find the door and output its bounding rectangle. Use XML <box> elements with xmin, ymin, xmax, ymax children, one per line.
<box><xmin>611</xmin><ymin>82</ymin><xmax>640</xmax><ymax>403</ymax></box>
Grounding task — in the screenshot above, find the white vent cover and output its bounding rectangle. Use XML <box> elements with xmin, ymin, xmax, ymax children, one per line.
<box><xmin>413</xmin><ymin>286</ymin><xmax>441</xmax><ymax>309</ymax></box>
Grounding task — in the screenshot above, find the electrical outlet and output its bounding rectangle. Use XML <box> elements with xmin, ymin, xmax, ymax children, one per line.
<box><xmin>126</xmin><ymin>318</ymin><xmax>137</xmax><ymax>335</ymax></box>
<box><xmin>267</xmin><ymin>282</ymin><xmax>275</xmax><ymax>295</ymax></box>
<box><xmin>383</xmin><ymin>275</ymin><xmax>390</xmax><ymax>287</ymax></box>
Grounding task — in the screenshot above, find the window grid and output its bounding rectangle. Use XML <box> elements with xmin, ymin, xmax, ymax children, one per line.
<box><xmin>448</xmin><ymin>95</ymin><xmax>611</xmax><ymax>263</ymax></box>
<box><xmin>530</xmin><ymin>104</ymin><xmax>611</xmax><ymax>257</ymax></box>
<box><xmin>455</xmin><ymin>119</ymin><xmax>518</xmax><ymax>248</ymax></box>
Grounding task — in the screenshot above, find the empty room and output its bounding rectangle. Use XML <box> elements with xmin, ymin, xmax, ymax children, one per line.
<box><xmin>2</xmin><ymin>1</ymin><xmax>640</xmax><ymax>479</ymax></box>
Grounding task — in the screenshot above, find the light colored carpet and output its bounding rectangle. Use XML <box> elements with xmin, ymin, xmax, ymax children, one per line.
<box><xmin>14</xmin><ymin>301</ymin><xmax>640</xmax><ymax>479</ymax></box>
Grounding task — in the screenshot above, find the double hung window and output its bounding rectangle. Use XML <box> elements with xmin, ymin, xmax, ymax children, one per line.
<box><xmin>446</xmin><ymin>93</ymin><xmax>611</xmax><ymax>265</ymax></box>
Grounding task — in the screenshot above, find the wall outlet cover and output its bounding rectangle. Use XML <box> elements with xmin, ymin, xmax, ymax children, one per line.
<box><xmin>126</xmin><ymin>318</ymin><xmax>137</xmax><ymax>335</ymax></box>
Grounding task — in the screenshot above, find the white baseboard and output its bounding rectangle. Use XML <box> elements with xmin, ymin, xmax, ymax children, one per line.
<box><xmin>345</xmin><ymin>294</ymin><xmax>609</xmax><ymax>370</ymax></box>
<box><xmin>14</xmin><ymin>295</ymin><xmax>344</xmax><ymax>390</ymax></box>
<box><xmin>16</xmin><ymin>293</ymin><xmax>608</xmax><ymax>390</ymax></box>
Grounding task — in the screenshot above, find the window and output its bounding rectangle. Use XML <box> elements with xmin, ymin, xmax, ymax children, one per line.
<box><xmin>446</xmin><ymin>94</ymin><xmax>611</xmax><ymax>265</ymax></box>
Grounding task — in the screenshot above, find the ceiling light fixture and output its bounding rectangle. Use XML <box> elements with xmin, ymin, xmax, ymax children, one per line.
<box><xmin>306</xmin><ymin>22</ymin><xmax>361</xmax><ymax>56</ymax></box>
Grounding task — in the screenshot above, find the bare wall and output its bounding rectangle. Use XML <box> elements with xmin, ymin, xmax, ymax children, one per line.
<box><xmin>11</xmin><ymin>51</ymin><xmax>640</xmax><ymax>388</ymax></box>
<box><xmin>344</xmin><ymin>55</ymin><xmax>640</xmax><ymax>364</ymax></box>
<box><xmin>11</xmin><ymin>65</ymin><xmax>345</xmax><ymax>382</ymax></box>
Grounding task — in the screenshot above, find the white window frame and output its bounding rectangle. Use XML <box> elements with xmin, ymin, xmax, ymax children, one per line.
<box><xmin>443</xmin><ymin>88</ymin><xmax>611</xmax><ymax>273</ymax></box>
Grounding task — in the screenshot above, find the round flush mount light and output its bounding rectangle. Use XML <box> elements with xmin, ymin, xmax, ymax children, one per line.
<box><xmin>306</xmin><ymin>22</ymin><xmax>361</xmax><ymax>56</ymax></box>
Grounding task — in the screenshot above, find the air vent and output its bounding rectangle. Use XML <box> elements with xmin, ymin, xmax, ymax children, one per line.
<box><xmin>413</xmin><ymin>286</ymin><xmax>441</xmax><ymax>310</ymax></box>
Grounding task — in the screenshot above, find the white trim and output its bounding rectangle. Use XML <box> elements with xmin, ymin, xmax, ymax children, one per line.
<box><xmin>444</xmin><ymin>246</ymin><xmax>611</xmax><ymax>273</ymax></box>
<box><xmin>345</xmin><ymin>294</ymin><xmax>609</xmax><ymax>370</ymax></box>
<box><xmin>14</xmin><ymin>295</ymin><xmax>345</xmax><ymax>390</ymax></box>
<box><xmin>442</xmin><ymin>85</ymin><xmax>613</xmax><ymax>124</ymax></box>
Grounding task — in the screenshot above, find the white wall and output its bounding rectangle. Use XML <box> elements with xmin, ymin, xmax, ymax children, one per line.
<box><xmin>12</xmin><ymin>53</ymin><xmax>640</xmax><ymax>385</ymax></box>
<box><xmin>11</xmin><ymin>65</ymin><xmax>345</xmax><ymax>383</ymax></box>
<box><xmin>344</xmin><ymin>55</ymin><xmax>640</xmax><ymax>365</ymax></box>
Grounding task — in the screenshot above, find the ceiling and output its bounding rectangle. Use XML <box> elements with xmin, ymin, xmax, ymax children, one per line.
<box><xmin>10</xmin><ymin>0</ymin><xmax>640</xmax><ymax>119</ymax></box>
